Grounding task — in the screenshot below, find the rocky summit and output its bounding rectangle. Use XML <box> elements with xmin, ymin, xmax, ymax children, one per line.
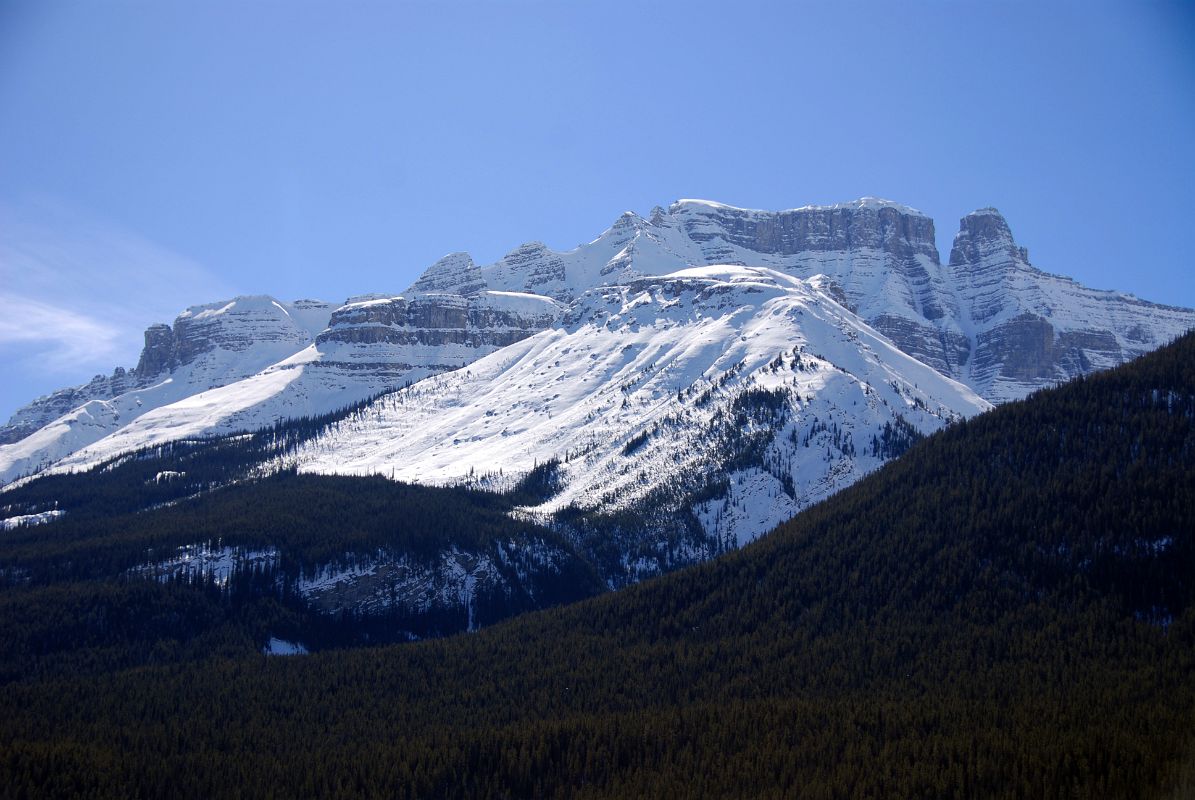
<box><xmin>470</xmin><ymin>198</ymin><xmax>1195</xmax><ymax>403</ymax></box>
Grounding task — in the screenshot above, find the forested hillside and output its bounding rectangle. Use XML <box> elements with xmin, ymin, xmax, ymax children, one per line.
<box><xmin>0</xmin><ymin>394</ymin><xmax>611</xmax><ymax>651</ymax></box>
<box><xmin>1</xmin><ymin>332</ymin><xmax>1193</xmax><ymax>798</ymax></box>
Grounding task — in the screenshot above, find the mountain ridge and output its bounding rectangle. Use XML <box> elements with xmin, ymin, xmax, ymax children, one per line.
<box><xmin>2</xmin><ymin>197</ymin><xmax>1191</xmax><ymax>487</ymax></box>
<box><xmin>295</xmin><ymin>266</ymin><xmax>989</xmax><ymax>552</ymax></box>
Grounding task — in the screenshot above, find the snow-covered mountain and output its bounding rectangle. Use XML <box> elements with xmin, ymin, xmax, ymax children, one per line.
<box><xmin>0</xmin><ymin>296</ymin><xmax>332</xmax><ymax>447</ymax></box>
<box><xmin>473</xmin><ymin>198</ymin><xmax>1195</xmax><ymax>403</ymax></box>
<box><xmin>0</xmin><ymin>273</ymin><xmax>560</xmax><ymax>484</ymax></box>
<box><xmin>3</xmin><ymin>197</ymin><xmax>1191</xmax><ymax>627</ymax></box>
<box><xmin>0</xmin><ymin>296</ymin><xmax>331</xmax><ymax>481</ymax></box>
<box><xmin>3</xmin><ymin>197</ymin><xmax>1191</xmax><ymax>488</ymax></box>
<box><xmin>293</xmin><ymin>266</ymin><xmax>990</xmax><ymax>557</ymax></box>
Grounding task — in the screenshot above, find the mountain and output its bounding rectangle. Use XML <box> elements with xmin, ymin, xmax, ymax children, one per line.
<box><xmin>0</xmin><ymin>267</ymin><xmax>985</xmax><ymax>623</ymax></box>
<box><xmin>474</xmin><ymin>198</ymin><xmax>1195</xmax><ymax>403</ymax></box>
<box><xmin>0</xmin><ymin>275</ymin><xmax>560</xmax><ymax>485</ymax></box>
<box><xmin>0</xmin><ymin>296</ymin><xmax>332</xmax><ymax>447</ymax></box>
<box><xmin>1</xmin><ymin>329</ymin><xmax>1190</xmax><ymax>798</ymax></box>
<box><xmin>2</xmin><ymin>197</ymin><xmax>1190</xmax><ymax>488</ymax></box>
<box><xmin>294</xmin><ymin>266</ymin><xmax>988</xmax><ymax>558</ymax></box>
<box><xmin>943</xmin><ymin>207</ymin><xmax>1194</xmax><ymax>400</ymax></box>
<box><xmin>0</xmin><ymin>296</ymin><xmax>331</xmax><ymax>479</ymax></box>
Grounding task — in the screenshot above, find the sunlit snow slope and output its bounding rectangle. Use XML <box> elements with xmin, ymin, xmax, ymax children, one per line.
<box><xmin>17</xmin><ymin>289</ymin><xmax>561</xmax><ymax>483</ymax></box>
<box><xmin>295</xmin><ymin>267</ymin><xmax>990</xmax><ymax>545</ymax></box>
<box><xmin>0</xmin><ymin>296</ymin><xmax>329</xmax><ymax>482</ymax></box>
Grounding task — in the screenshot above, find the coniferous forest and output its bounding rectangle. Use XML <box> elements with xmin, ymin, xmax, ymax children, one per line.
<box><xmin>1</xmin><ymin>332</ymin><xmax>1193</xmax><ymax>797</ymax></box>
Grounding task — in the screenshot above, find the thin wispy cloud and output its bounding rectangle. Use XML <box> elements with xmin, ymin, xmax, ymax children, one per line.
<box><xmin>0</xmin><ymin>198</ymin><xmax>237</xmax><ymax>415</ymax></box>
<box><xmin>0</xmin><ymin>293</ymin><xmax>124</xmax><ymax>373</ymax></box>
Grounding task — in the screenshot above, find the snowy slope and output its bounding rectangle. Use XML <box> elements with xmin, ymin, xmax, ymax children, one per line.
<box><xmin>295</xmin><ymin>267</ymin><xmax>990</xmax><ymax>548</ymax></box>
<box><xmin>24</xmin><ymin>289</ymin><xmax>562</xmax><ymax>482</ymax></box>
<box><xmin>0</xmin><ymin>296</ymin><xmax>330</xmax><ymax>482</ymax></box>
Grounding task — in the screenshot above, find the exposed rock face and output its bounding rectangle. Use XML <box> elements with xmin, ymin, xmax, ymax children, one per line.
<box><xmin>654</xmin><ymin>199</ymin><xmax>967</xmax><ymax>377</ymax></box>
<box><xmin>2</xmin><ymin>315</ymin><xmax>193</xmax><ymax>446</ymax></box>
<box><xmin>672</xmin><ymin>199</ymin><xmax>939</xmax><ymax>260</ymax></box>
<box><xmin>945</xmin><ymin>208</ymin><xmax>1194</xmax><ymax>401</ymax></box>
<box><xmin>970</xmin><ymin>315</ymin><xmax>1121</xmax><ymax>386</ymax></box>
<box><xmin>484</xmin><ymin>242</ymin><xmax>570</xmax><ymax>300</ymax></box>
<box><xmin>947</xmin><ymin>208</ymin><xmax>1027</xmax><ymax>326</ymax></box>
<box><xmin>320</xmin><ymin>251</ymin><xmax>561</xmax><ymax>363</ymax></box>
<box><xmin>465</xmin><ymin>199</ymin><xmax>976</xmax><ymax>378</ymax></box>
<box><xmin>135</xmin><ymin>324</ymin><xmax>177</xmax><ymax>378</ymax></box>
<box><xmin>473</xmin><ymin>200</ymin><xmax>945</xmax><ymax>374</ymax></box>
<box><xmin>406</xmin><ymin>252</ymin><xmax>487</xmax><ymax>296</ymax></box>
<box><xmin>0</xmin><ymin>372</ymin><xmax>126</xmax><ymax>445</ymax></box>
<box><xmin>168</xmin><ymin>297</ymin><xmax>313</xmax><ymax>376</ymax></box>
<box><xmin>317</xmin><ymin>293</ymin><xmax>560</xmax><ymax>352</ymax></box>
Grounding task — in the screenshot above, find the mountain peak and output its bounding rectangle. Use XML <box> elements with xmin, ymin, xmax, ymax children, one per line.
<box><xmin>407</xmin><ymin>252</ymin><xmax>486</xmax><ymax>296</ymax></box>
<box><xmin>949</xmin><ymin>207</ymin><xmax>1027</xmax><ymax>267</ymax></box>
<box><xmin>668</xmin><ymin>197</ymin><xmax>927</xmax><ymax>218</ymax></box>
<box><xmin>670</xmin><ymin>198</ymin><xmax>738</xmax><ymax>212</ymax></box>
<box><xmin>506</xmin><ymin>241</ymin><xmax>550</xmax><ymax>257</ymax></box>
<box><xmin>135</xmin><ymin>323</ymin><xmax>176</xmax><ymax>378</ymax></box>
<box><xmin>177</xmin><ymin>295</ymin><xmax>288</xmax><ymax>318</ymax></box>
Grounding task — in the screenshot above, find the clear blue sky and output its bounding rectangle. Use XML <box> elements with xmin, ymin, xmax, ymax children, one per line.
<box><xmin>1</xmin><ymin>0</ymin><xmax>1193</xmax><ymax>420</ymax></box>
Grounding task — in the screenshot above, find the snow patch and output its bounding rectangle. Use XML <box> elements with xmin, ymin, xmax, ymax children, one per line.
<box><xmin>0</xmin><ymin>509</ymin><xmax>65</xmax><ymax>530</ymax></box>
<box><xmin>135</xmin><ymin>543</ymin><xmax>279</xmax><ymax>587</ymax></box>
<box><xmin>263</xmin><ymin>637</ymin><xmax>308</xmax><ymax>656</ymax></box>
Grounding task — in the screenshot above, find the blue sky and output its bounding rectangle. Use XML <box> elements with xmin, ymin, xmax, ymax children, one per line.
<box><xmin>1</xmin><ymin>0</ymin><xmax>1193</xmax><ymax>420</ymax></box>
